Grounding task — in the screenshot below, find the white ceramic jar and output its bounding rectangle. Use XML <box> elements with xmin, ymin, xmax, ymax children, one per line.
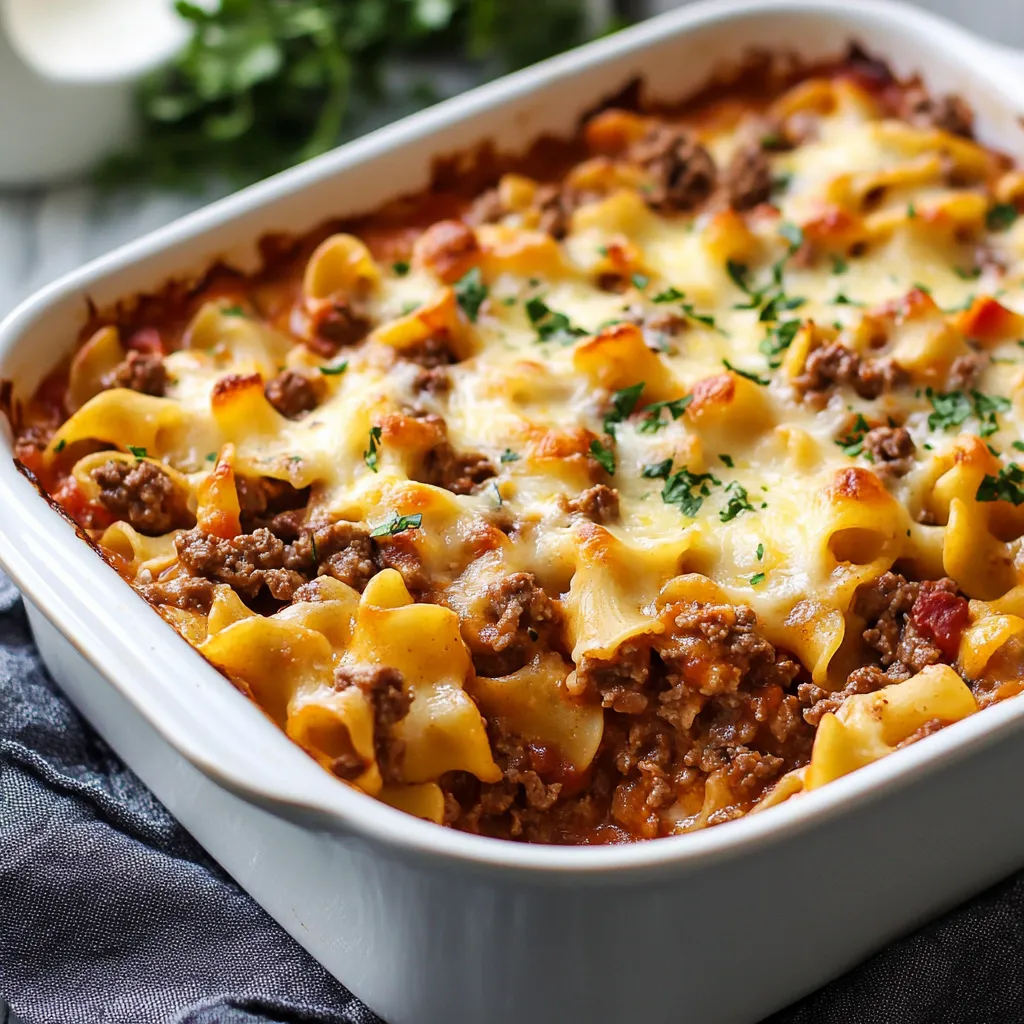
<box><xmin>0</xmin><ymin>0</ymin><xmax>187</xmax><ymax>187</ymax></box>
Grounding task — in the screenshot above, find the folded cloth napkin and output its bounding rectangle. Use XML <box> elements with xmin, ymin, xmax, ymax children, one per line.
<box><xmin>2</xmin><ymin>568</ymin><xmax>1024</xmax><ymax>1024</ymax></box>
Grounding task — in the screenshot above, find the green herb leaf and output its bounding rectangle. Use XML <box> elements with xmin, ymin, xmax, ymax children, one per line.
<box><xmin>836</xmin><ymin>414</ymin><xmax>871</xmax><ymax>456</ymax></box>
<box><xmin>954</xmin><ymin>265</ymin><xmax>982</xmax><ymax>281</ymax></box>
<box><xmin>641</xmin><ymin>458</ymin><xmax>673</xmax><ymax>479</ymax></box>
<box><xmin>370</xmin><ymin>511</ymin><xmax>423</xmax><ymax>538</ymax></box>
<box><xmin>205</xmin><ymin>451</ymin><xmax>217</xmax><ymax>462</ymax></box>
<box><xmin>661</xmin><ymin>467</ymin><xmax>720</xmax><ymax>518</ymax></box>
<box><xmin>364</xmin><ymin>425</ymin><xmax>382</xmax><ymax>472</ymax></box>
<box><xmin>589</xmin><ymin>439</ymin><xmax>615</xmax><ymax>475</ymax></box>
<box><xmin>723</xmin><ymin>359</ymin><xmax>769</xmax><ymax>386</ymax></box>
<box><xmin>720</xmin><ymin>481</ymin><xmax>754</xmax><ymax>522</ymax></box>
<box><xmin>977</xmin><ymin>462</ymin><xmax>1024</xmax><ymax>504</ymax></box>
<box><xmin>830</xmin><ymin>254</ymin><xmax>849</xmax><ymax>275</ymax></box>
<box><xmin>750</xmin><ymin>571</ymin><xmax>766</xmax><ymax>586</ymax></box>
<box><xmin>526</xmin><ymin>296</ymin><xmax>587</xmax><ymax>344</ymax></box>
<box><xmin>637</xmin><ymin>394</ymin><xmax>693</xmax><ymax>433</ymax></box>
<box><xmin>926</xmin><ymin>389</ymin><xmax>972</xmax><ymax>431</ymax></box>
<box><xmin>127</xmin><ymin>445</ymin><xmax>147</xmax><ymax>459</ymax></box>
<box><xmin>987</xmin><ymin>202</ymin><xmax>1019</xmax><ymax>233</ymax></box>
<box><xmin>1014</xmin><ymin>441</ymin><xmax>1024</xmax><ymax>453</ymax></box>
<box><xmin>652</xmin><ymin>286</ymin><xmax>685</xmax><ymax>304</ymax></box>
<box><xmin>719</xmin><ymin>453</ymin><xmax>734</xmax><ymax>468</ymax></box>
<box><xmin>756</xmin><ymin>542</ymin><xmax>764</xmax><ymax>560</ymax></box>
<box><xmin>221</xmin><ymin>304</ymin><xmax>246</xmax><ymax>317</ymax></box>
<box><xmin>454</xmin><ymin>266</ymin><xmax>488</xmax><ymax>322</ymax></box>
<box><xmin>631</xmin><ymin>272</ymin><xmax>649</xmax><ymax>290</ymax></box>
<box><xmin>500</xmin><ymin>448</ymin><xmax>520</xmax><ymax>463</ymax></box>
<box><xmin>392</xmin><ymin>261</ymin><xmax>410</xmax><ymax>276</ymax></box>
<box><xmin>779</xmin><ymin>221</ymin><xmax>803</xmax><ymax>251</ymax></box>
<box><xmin>53</xmin><ymin>439</ymin><xmax>67</xmax><ymax>454</ymax></box>
<box><xmin>603</xmin><ymin>381</ymin><xmax>645</xmax><ymax>434</ymax></box>
<box><xmin>907</xmin><ymin>202</ymin><xmax>916</xmax><ymax>219</ymax></box>
<box><xmin>759</xmin><ymin>318</ymin><xmax>801</xmax><ymax>368</ymax></box>
<box><xmin>319</xmin><ymin>360</ymin><xmax>348</xmax><ymax>376</ymax></box>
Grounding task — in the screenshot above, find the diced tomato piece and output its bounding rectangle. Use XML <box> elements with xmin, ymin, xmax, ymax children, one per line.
<box><xmin>53</xmin><ymin>475</ymin><xmax>115</xmax><ymax>531</ymax></box>
<box><xmin>125</xmin><ymin>327</ymin><xmax>165</xmax><ymax>356</ymax></box>
<box><xmin>911</xmin><ymin>588</ymin><xmax>970</xmax><ymax>660</ymax></box>
<box><xmin>954</xmin><ymin>296</ymin><xmax>1024</xmax><ymax>344</ymax></box>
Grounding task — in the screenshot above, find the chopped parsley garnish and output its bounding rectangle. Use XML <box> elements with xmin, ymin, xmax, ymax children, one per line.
<box><xmin>500</xmin><ymin>448</ymin><xmax>520</xmax><ymax>463</ymax></box>
<box><xmin>1014</xmin><ymin>441</ymin><xmax>1024</xmax><ymax>453</ymax></box>
<box><xmin>719</xmin><ymin>481</ymin><xmax>754</xmax><ymax>522</ymax></box>
<box><xmin>205</xmin><ymin>452</ymin><xmax>217</xmax><ymax>462</ymax></box>
<box><xmin>652</xmin><ymin>286</ymin><xmax>685</xmax><ymax>304</ymax></box>
<box><xmin>526</xmin><ymin>296</ymin><xmax>587</xmax><ymax>345</ymax></box>
<box><xmin>836</xmin><ymin>414</ymin><xmax>871</xmax><ymax>456</ymax></box>
<box><xmin>364</xmin><ymin>426</ymin><xmax>382</xmax><ymax>472</ymax></box>
<box><xmin>833</xmin><ymin>293</ymin><xmax>865</xmax><ymax>307</ymax></box>
<box><xmin>661</xmin><ymin>467</ymin><xmax>721</xmax><ymax>518</ymax></box>
<box><xmin>637</xmin><ymin>395</ymin><xmax>692</xmax><ymax>433</ymax></box>
<box><xmin>771</xmin><ymin>173</ymin><xmax>792</xmax><ymax>196</ymax></box>
<box><xmin>750</xmin><ymin>572</ymin><xmax>766</xmax><ymax>586</ymax></box>
<box><xmin>589</xmin><ymin>439</ymin><xmax>616</xmax><ymax>475</ymax></box>
<box><xmin>392</xmin><ymin>260</ymin><xmax>410</xmax><ymax>276</ymax></box>
<box><xmin>927</xmin><ymin>388</ymin><xmax>1010</xmax><ymax>437</ymax></box>
<box><xmin>127</xmin><ymin>446</ymin><xmax>147</xmax><ymax>460</ymax></box>
<box><xmin>977</xmin><ymin>463</ymin><xmax>1024</xmax><ymax>505</ymax></box>
<box><xmin>759</xmin><ymin>293</ymin><xmax>805</xmax><ymax>323</ymax></box>
<box><xmin>221</xmin><ymin>305</ymin><xmax>246</xmax><ymax>317</ymax></box>
<box><xmin>830</xmin><ymin>254</ymin><xmax>849</xmax><ymax>275</ymax></box>
<box><xmin>603</xmin><ymin>382</ymin><xmax>645</xmax><ymax>435</ymax></box>
<box><xmin>631</xmin><ymin>272</ymin><xmax>650</xmax><ymax>290</ymax></box>
<box><xmin>641</xmin><ymin>458</ymin><xmax>673</xmax><ymax>479</ymax></box>
<box><xmin>779</xmin><ymin>221</ymin><xmax>804</xmax><ymax>251</ymax></box>
<box><xmin>954</xmin><ymin>265</ymin><xmax>981</xmax><ymax>280</ymax></box>
<box><xmin>760</xmin><ymin>318</ymin><xmax>801</xmax><ymax>368</ymax></box>
<box><xmin>370</xmin><ymin>512</ymin><xmax>423</xmax><ymax>538</ymax></box>
<box><xmin>986</xmin><ymin>202</ymin><xmax>1019</xmax><ymax>233</ymax></box>
<box><xmin>319</xmin><ymin>360</ymin><xmax>348</xmax><ymax>376</ymax></box>
<box><xmin>53</xmin><ymin>439</ymin><xmax>66</xmax><ymax>454</ymax></box>
<box><xmin>454</xmin><ymin>267</ymin><xmax>488</xmax><ymax>322</ymax></box>
<box><xmin>926</xmin><ymin>389</ymin><xmax>972</xmax><ymax>431</ymax></box>
<box><xmin>719</xmin><ymin>454</ymin><xmax>734</xmax><ymax>468</ymax></box>
<box><xmin>907</xmin><ymin>203</ymin><xmax>917</xmax><ymax>219</ymax></box>
<box><xmin>756</xmin><ymin>543</ymin><xmax>764</xmax><ymax>560</ymax></box>
<box><xmin>972</xmin><ymin>391</ymin><xmax>1012</xmax><ymax>437</ymax></box>
<box><xmin>723</xmin><ymin>359</ymin><xmax>769</xmax><ymax>386</ymax></box>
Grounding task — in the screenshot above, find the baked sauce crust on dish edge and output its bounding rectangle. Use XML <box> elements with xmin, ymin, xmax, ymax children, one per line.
<box><xmin>8</xmin><ymin>45</ymin><xmax>1024</xmax><ymax>845</ymax></box>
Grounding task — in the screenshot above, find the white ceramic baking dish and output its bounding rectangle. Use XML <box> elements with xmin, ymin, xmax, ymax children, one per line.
<box><xmin>3</xmin><ymin>2</ymin><xmax>1024</xmax><ymax>1021</ymax></box>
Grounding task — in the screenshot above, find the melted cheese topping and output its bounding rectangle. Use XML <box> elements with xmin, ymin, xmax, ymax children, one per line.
<box><xmin>23</xmin><ymin>64</ymin><xmax>1024</xmax><ymax>843</ymax></box>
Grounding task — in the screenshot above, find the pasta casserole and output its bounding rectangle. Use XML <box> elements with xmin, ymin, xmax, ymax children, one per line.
<box><xmin>9</xmin><ymin>46</ymin><xmax>1024</xmax><ymax>844</ymax></box>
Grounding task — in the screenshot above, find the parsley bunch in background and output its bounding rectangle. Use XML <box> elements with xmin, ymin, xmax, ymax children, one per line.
<box><xmin>101</xmin><ymin>0</ymin><xmax>615</xmax><ymax>189</ymax></box>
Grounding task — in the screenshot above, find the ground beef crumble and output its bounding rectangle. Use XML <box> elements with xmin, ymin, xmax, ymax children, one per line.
<box><xmin>101</xmin><ymin>351</ymin><xmax>167</xmax><ymax>396</ymax></box>
<box><xmin>628</xmin><ymin>124</ymin><xmax>718</xmax><ymax>212</ymax></box>
<box><xmin>93</xmin><ymin>459</ymin><xmax>193</xmax><ymax>535</ymax></box>
<box><xmin>333</xmin><ymin>664</ymin><xmax>411</xmax><ymax>782</ymax></box>
<box><xmin>799</xmin><ymin>573</ymin><xmax>969</xmax><ymax>727</ymax></box>
<box><xmin>173</xmin><ymin>515</ymin><xmax>378</xmax><ymax>604</ymax></box>
<box><xmin>795</xmin><ymin>341</ymin><xmax>906</xmax><ymax>402</ymax></box>
<box><xmin>264</xmin><ymin>369</ymin><xmax>321</xmax><ymax>419</ymax></box>
<box><xmin>723</xmin><ymin>145</ymin><xmax>773</xmax><ymax>210</ymax></box>
<box><xmin>862</xmin><ymin>425</ymin><xmax>916</xmax><ymax>478</ymax></box>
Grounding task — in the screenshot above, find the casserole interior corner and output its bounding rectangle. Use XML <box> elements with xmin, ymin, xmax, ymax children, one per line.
<box><xmin>8</xmin><ymin>42</ymin><xmax>1024</xmax><ymax>847</ymax></box>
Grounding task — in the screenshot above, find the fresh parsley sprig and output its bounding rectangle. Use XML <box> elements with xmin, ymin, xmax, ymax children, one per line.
<box><xmin>100</xmin><ymin>0</ymin><xmax>608</xmax><ymax>188</ymax></box>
